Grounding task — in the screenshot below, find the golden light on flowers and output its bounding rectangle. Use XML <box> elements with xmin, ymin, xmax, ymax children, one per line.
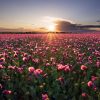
<box><xmin>47</xmin><ymin>33</ymin><xmax>59</xmax><ymax>43</ymax></box>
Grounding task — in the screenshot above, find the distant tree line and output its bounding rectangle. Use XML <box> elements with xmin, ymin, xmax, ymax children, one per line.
<box><xmin>0</xmin><ymin>32</ymin><xmax>81</xmax><ymax>34</ymax></box>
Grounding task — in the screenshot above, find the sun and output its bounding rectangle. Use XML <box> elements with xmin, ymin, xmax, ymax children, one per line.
<box><xmin>42</xmin><ymin>16</ymin><xmax>57</xmax><ymax>32</ymax></box>
<box><xmin>48</xmin><ymin>24</ymin><xmax>55</xmax><ymax>32</ymax></box>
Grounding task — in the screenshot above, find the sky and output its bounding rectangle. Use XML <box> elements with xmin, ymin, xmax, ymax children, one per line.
<box><xmin>0</xmin><ymin>0</ymin><xmax>100</xmax><ymax>32</ymax></box>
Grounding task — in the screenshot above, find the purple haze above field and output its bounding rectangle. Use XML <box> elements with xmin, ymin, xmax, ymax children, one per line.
<box><xmin>0</xmin><ymin>0</ymin><xmax>100</xmax><ymax>32</ymax></box>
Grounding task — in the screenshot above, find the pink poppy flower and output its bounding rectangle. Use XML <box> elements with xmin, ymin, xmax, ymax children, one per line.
<box><xmin>82</xmin><ymin>92</ymin><xmax>87</xmax><ymax>97</ymax></box>
<box><xmin>81</xmin><ymin>65</ymin><xmax>87</xmax><ymax>70</ymax></box>
<box><xmin>57</xmin><ymin>64</ymin><xmax>65</xmax><ymax>71</ymax></box>
<box><xmin>2</xmin><ymin>90</ymin><xmax>12</xmax><ymax>95</ymax></box>
<box><xmin>87</xmin><ymin>81</ymin><xmax>93</xmax><ymax>87</ymax></box>
<box><xmin>23</xmin><ymin>57</ymin><xmax>28</xmax><ymax>62</ymax></box>
<box><xmin>34</xmin><ymin>69</ymin><xmax>43</xmax><ymax>77</ymax></box>
<box><xmin>91</xmin><ymin>76</ymin><xmax>97</xmax><ymax>81</ymax></box>
<box><xmin>42</xmin><ymin>94</ymin><xmax>49</xmax><ymax>100</ymax></box>
<box><xmin>28</xmin><ymin>67</ymin><xmax>35</xmax><ymax>73</ymax></box>
<box><xmin>0</xmin><ymin>84</ymin><xmax>3</xmax><ymax>89</ymax></box>
<box><xmin>64</xmin><ymin>65</ymin><xmax>71</xmax><ymax>72</ymax></box>
<box><xmin>0</xmin><ymin>64</ymin><xmax>4</xmax><ymax>69</ymax></box>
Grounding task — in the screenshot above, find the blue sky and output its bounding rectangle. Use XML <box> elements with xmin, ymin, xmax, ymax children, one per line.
<box><xmin>0</xmin><ymin>0</ymin><xmax>100</xmax><ymax>30</ymax></box>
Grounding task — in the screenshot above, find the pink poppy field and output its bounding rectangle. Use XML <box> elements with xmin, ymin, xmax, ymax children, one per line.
<box><xmin>0</xmin><ymin>33</ymin><xmax>100</xmax><ymax>100</ymax></box>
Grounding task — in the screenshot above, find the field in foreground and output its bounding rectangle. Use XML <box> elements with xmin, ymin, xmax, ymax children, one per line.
<box><xmin>0</xmin><ymin>33</ymin><xmax>100</xmax><ymax>100</ymax></box>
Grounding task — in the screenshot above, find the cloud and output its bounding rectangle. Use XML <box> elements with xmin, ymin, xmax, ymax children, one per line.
<box><xmin>54</xmin><ymin>18</ymin><xmax>100</xmax><ymax>32</ymax></box>
<box><xmin>96</xmin><ymin>20</ymin><xmax>100</xmax><ymax>23</ymax></box>
<box><xmin>0</xmin><ymin>27</ymin><xmax>33</xmax><ymax>32</ymax></box>
<box><xmin>54</xmin><ymin>19</ymin><xmax>78</xmax><ymax>32</ymax></box>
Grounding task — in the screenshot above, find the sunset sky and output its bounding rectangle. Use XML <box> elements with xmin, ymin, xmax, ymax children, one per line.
<box><xmin>0</xmin><ymin>0</ymin><xmax>100</xmax><ymax>32</ymax></box>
